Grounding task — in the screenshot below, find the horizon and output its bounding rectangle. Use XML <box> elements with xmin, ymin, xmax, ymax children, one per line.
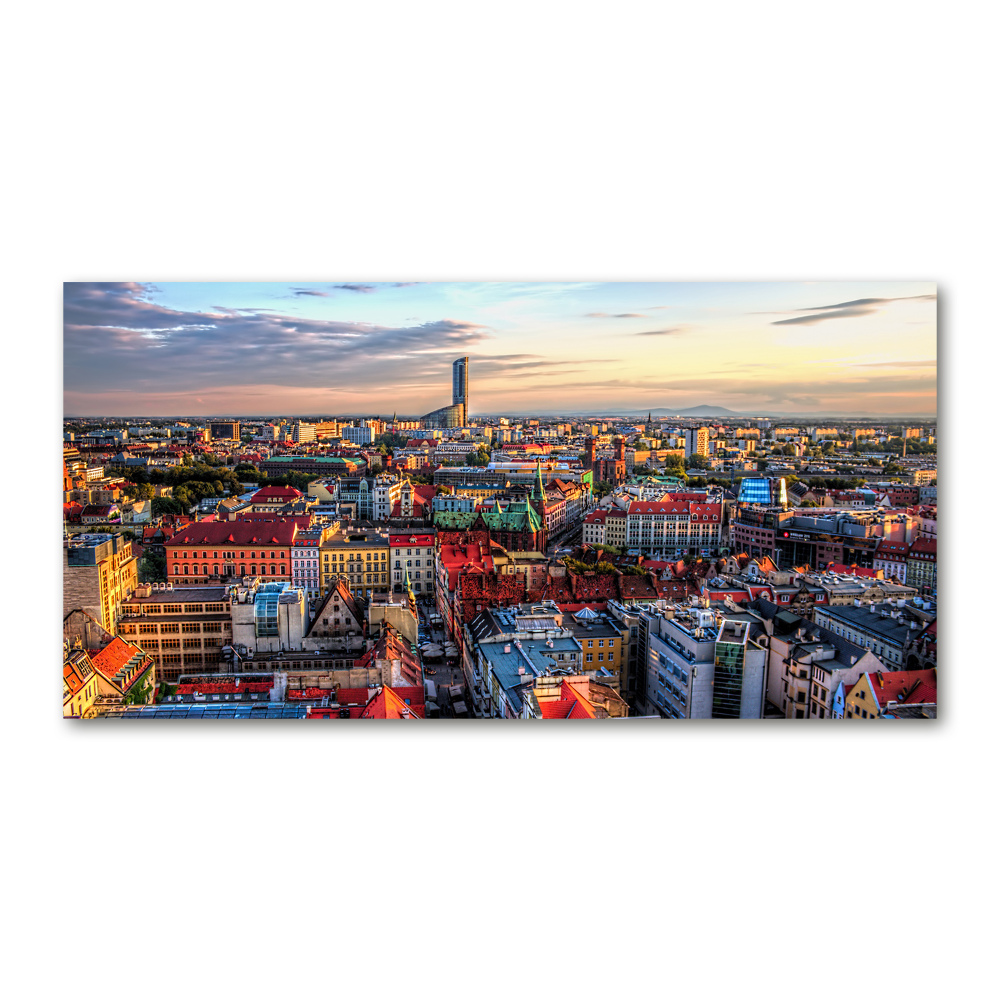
<box><xmin>64</xmin><ymin>281</ymin><xmax>937</xmax><ymax>417</ymax></box>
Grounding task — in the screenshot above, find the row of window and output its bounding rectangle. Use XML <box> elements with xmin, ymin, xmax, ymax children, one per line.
<box><xmin>132</xmin><ymin>622</ymin><xmax>225</xmax><ymax>634</ymax></box>
<box><xmin>172</xmin><ymin>550</ymin><xmax>282</xmax><ymax>559</ymax></box>
<box><xmin>173</xmin><ymin>564</ymin><xmax>284</xmax><ymax>576</ymax></box>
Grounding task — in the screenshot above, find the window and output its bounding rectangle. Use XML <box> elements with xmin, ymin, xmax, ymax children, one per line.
<box><xmin>598</xmin><ymin>640</ymin><xmax>604</xmax><ymax>647</ymax></box>
<box><xmin>587</xmin><ymin>640</ymin><xmax>593</xmax><ymax>648</ymax></box>
<box><xmin>586</xmin><ymin>653</ymin><xmax>593</xmax><ymax>662</ymax></box>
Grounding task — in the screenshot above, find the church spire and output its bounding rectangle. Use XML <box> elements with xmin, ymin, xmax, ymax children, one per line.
<box><xmin>532</xmin><ymin>459</ymin><xmax>546</xmax><ymax>504</ymax></box>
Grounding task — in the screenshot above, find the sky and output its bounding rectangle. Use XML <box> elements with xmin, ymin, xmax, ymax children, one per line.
<box><xmin>63</xmin><ymin>281</ymin><xmax>937</xmax><ymax>418</ymax></box>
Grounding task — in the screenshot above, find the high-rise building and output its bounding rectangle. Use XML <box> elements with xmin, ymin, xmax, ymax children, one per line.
<box><xmin>684</xmin><ymin>426</ymin><xmax>709</xmax><ymax>458</ymax></box>
<box><xmin>422</xmin><ymin>356</ymin><xmax>470</xmax><ymax>428</ymax></box>
<box><xmin>209</xmin><ymin>420</ymin><xmax>240</xmax><ymax>442</ymax></box>
<box><xmin>453</xmin><ymin>356</ymin><xmax>469</xmax><ymax>425</ymax></box>
<box><xmin>63</xmin><ymin>533</ymin><xmax>139</xmax><ymax>634</ymax></box>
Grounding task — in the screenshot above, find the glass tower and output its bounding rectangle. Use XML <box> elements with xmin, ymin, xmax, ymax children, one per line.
<box><xmin>452</xmin><ymin>357</ymin><xmax>468</xmax><ymax>425</ymax></box>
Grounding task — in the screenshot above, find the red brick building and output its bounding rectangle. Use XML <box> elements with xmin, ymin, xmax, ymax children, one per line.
<box><xmin>165</xmin><ymin>520</ymin><xmax>298</xmax><ymax>585</ymax></box>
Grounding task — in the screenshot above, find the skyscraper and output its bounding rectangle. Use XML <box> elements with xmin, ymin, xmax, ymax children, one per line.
<box><xmin>452</xmin><ymin>356</ymin><xmax>469</xmax><ymax>425</ymax></box>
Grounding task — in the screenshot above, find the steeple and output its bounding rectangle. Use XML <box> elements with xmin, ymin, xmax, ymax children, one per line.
<box><xmin>402</xmin><ymin>565</ymin><xmax>417</xmax><ymax>617</ymax></box>
<box><xmin>532</xmin><ymin>459</ymin><xmax>546</xmax><ymax>504</ymax></box>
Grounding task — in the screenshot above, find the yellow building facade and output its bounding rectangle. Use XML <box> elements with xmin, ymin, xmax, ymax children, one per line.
<box><xmin>319</xmin><ymin>530</ymin><xmax>390</xmax><ymax>601</ymax></box>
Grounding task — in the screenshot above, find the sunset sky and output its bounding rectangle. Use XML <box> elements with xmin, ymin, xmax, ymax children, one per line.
<box><xmin>63</xmin><ymin>281</ymin><xmax>937</xmax><ymax>417</ymax></box>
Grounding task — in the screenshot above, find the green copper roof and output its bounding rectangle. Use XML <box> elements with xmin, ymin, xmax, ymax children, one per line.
<box><xmin>433</xmin><ymin>505</ymin><xmax>542</xmax><ymax>534</ymax></box>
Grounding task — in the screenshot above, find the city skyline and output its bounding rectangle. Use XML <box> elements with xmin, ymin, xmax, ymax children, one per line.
<box><xmin>64</xmin><ymin>281</ymin><xmax>937</xmax><ymax>417</ymax></box>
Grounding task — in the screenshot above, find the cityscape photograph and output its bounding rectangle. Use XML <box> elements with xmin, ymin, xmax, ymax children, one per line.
<box><xmin>62</xmin><ymin>280</ymin><xmax>937</xmax><ymax>720</ymax></box>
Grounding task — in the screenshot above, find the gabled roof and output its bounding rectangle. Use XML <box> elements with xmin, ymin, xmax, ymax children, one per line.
<box><xmin>360</xmin><ymin>686</ymin><xmax>423</xmax><ymax>719</ymax></box>
<box><xmin>307</xmin><ymin>578</ymin><xmax>364</xmax><ymax>636</ymax></box>
<box><xmin>858</xmin><ymin>669</ymin><xmax>937</xmax><ymax>710</ymax></box>
<box><xmin>89</xmin><ymin>636</ymin><xmax>151</xmax><ymax>689</ymax></box>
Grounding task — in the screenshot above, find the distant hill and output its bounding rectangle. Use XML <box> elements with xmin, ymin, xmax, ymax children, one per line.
<box><xmin>648</xmin><ymin>405</ymin><xmax>740</xmax><ymax>417</ymax></box>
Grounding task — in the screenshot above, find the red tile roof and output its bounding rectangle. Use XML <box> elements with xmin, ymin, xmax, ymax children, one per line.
<box><xmin>861</xmin><ymin>669</ymin><xmax>937</xmax><ymax>710</ymax></box>
<box><xmin>90</xmin><ymin>637</ymin><xmax>151</xmax><ymax>688</ymax></box>
<box><xmin>166</xmin><ymin>521</ymin><xmax>298</xmax><ymax>547</ymax></box>
<box><xmin>389</xmin><ymin>533</ymin><xmax>435</xmax><ymax>546</ymax></box>
<box><xmin>908</xmin><ymin>537</ymin><xmax>937</xmax><ymax>557</ymax></box>
<box><xmin>250</xmin><ymin>486</ymin><xmax>304</xmax><ymax>502</ymax></box>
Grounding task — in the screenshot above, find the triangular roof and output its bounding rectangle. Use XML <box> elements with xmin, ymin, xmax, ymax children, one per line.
<box><xmin>306</xmin><ymin>578</ymin><xmax>364</xmax><ymax>636</ymax></box>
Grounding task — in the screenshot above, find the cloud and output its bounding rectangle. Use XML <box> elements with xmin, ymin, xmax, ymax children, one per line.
<box><xmin>331</xmin><ymin>283</ymin><xmax>377</xmax><ymax>293</ymax></box>
<box><xmin>770</xmin><ymin>293</ymin><xmax>936</xmax><ymax>326</ymax></box>
<box><xmin>773</xmin><ymin>307</ymin><xmax>879</xmax><ymax>326</ymax></box>
<box><xmin>585</xmin><ymin>312</ymin><xmax>648</xmax><ymax>318</ymax></box>
<box><xmin>634</xmin><ymin>327</ymin><xmax>686</xmax><ymax>337</ymax></box>
<box><xmin>391</xmin><ymin>282</ymin><xmax>421</xmax><ymax>288</ymax></box>
<box><xmin>852</xmin><ymin>359</ymin><xmax>937</xmax><ymax>368</ymax></box>
<box><xmin>63</xmin><ymin>283</ymin><xmax>492</xmax><ymax>398</ymax></box>
<box><xmin>290</xmin><ymin>288</ymin><xmax>329</xmax><ymax>297</ymax></box>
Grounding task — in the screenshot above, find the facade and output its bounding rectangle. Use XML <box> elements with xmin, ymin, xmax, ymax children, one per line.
<box><xmin>165</xmin><ymin>520</ymin><xmax>297</xmax><ymax>586</ymax></box>
<box><xmin>906</xmin><ymin>537</ymin><xmax>937</xmax><ymax>594</ymax></box>
<box><xmin>452</xmin><ymin>356</ymin><xmax>469</xmax><ymax>426</ymax></box>
<box><xmin>647</xmin><ymin>607</ymin><xmax>766</xmax><ymax>719</ymax></box>
<box><xmin>747</xmin><ymin>598</ymin><xmax>882</xmax><ymax>718</ymax></box>
<box><xmin>581</xmin><ymin>436</ymin><xmax>627</xmax><ymax>487</ymax></box>
<box><xmin>318</xmin><ymin>527</ymin><xmax>390</xmax><ymax>601</ymax></box>
<box><xmin>874</xmin><ymin>539</ymin><xmax>910</xmax><ymax>582</ymax></box>
<box><xmin>306</xmin><ymin>578</ymin><xmax>365</xmax><ymax>641</ymax></box>
<box><xmin>582</xmin><ymin>509</ymin><xmax>608</xmax><ymax>546</ymax></box>
<box><xmin>605</xmin><ymin>509</ymin><xmax>627</xmax><ymax>547</ymax></box>
<box><xmin>389</xmin><ymin>532</ymin><xmax>436</xmax><ymax>597</ymax></box>
<box><xmin>292</xmin><ymin>524</ymin><xmax>334</xmax><ymax>600</ymax></box>
<box><xmin>812</xmin><ymin>600</ymin><xmax>931</xmax><ymax>668</ymax></box>
<box><xmin>231</xmin><ymin>581</ymin><xmax>309</xmax><ymax>656</ymax></box>
<box><xmin>844</xmin><ymin>669</ymin><xmax>937</xmax><ymax>719</ymax></box>
<box><xmin>260</xmin><ymin>455</ymin><xmax>363</xmax><ymax>478</ymax></box>
<box><xmin>341</xmin><ymin>425</ymin><xmax>375</xmax><ymax>445</ymax></box>
<box><xmin>624</xmin><ymin>500</ymin><xmax>724</xmax><ymax>557</ymax></box>
<box><xmin>118</xmin><ymin>584</ymin><xmax>233</xmax><ymax>682</ymax></box>
<box><xmin>684</xmin><ymin>426</ymin><xmax>710</xmax><ymax>458</ymax></box>
<box><xmin>63</xmin><ymin>647</ymin><xmax>102</xmax><ymax>718</ymax></box>
<box><xmin>736</xmin><ymin>477</ymin><xmax>788</xmax><ymax>507</ymax></box>
<box><xmin>209</xmin><ymin>420</ymin><xmax>240</xmax><ymax>442</ymax></box>
<box><xmin>63</xmin><ymin>533</ymin><xmax>138</xmax><ymax>634</ymax></box>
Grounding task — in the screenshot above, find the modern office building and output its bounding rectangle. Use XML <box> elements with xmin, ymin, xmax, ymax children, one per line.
<box><xmin>209</xmin><ymin>420</ymin><xmax>240</xmax><ymax>442</ymax></box>
<box><xmin>684</xmin><ymin>426</ymin><xmax>710</xmax><ymax>458</ymax></box>
<box><xmin>736</xmin><ymin>477</ymin><xmax>788</xmax><ymax>507</ymax></box>
<box><xmin>341</xmin><ymin>425</ymin><xmax>375</xmax><ymax>445</ymax></box>
<box><xmin>422</xmin><ymin>356</ymin><xmax>469</xmax><ymax>428</ymax></box>
<box><xmin>452</xmin><ymin>356</ymin><xmax>468</xmax><ymax>425</ymax></box>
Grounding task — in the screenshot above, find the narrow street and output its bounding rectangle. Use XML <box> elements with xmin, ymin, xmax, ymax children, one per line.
<box><xmin>416</xmin><ymin>601</ymin><xmax>467</xmax><ymax>716</ymax></box>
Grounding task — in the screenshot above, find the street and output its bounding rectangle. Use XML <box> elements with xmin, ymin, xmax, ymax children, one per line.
<box><xmin>416</xmin><ymin>602</ymin><xmax>467</xmax><ymax>716</ymax></box>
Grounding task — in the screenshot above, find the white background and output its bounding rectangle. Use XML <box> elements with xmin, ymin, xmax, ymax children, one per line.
<box><xmin>4</xmin><ymin>2</ymin><xmax>993</xmax><ymax>998</ymax></box>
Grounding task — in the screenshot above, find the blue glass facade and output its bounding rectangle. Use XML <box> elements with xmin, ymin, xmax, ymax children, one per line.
<box><xmin>737</xmin><ymin>477</ymin><xmax>787</xmax><ymax>506</ymax></box>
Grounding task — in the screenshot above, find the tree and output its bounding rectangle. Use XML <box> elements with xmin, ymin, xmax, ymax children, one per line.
<box><xmin>122</xmin><ymin>481</ymin><xmax>154</xmax><ymax>502</ymax></box>
<box><xmin>122</xmin><ymin>466</ymin><xmax>149</xmax><ymax>485</ymax></box>
<box><xmin>467</xmin><ymin>445</ymin><xmax>491</xmax><ymax>467</ymax></box>
<box><xmin>151</xmin><ymin>496</ymin><xmax>184</xmax><ymax>517</ymax></box>
<box><xmin>138</xmin><ymin>552</ymin><xmax>166</xmax><ymax>583</ymax></box>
